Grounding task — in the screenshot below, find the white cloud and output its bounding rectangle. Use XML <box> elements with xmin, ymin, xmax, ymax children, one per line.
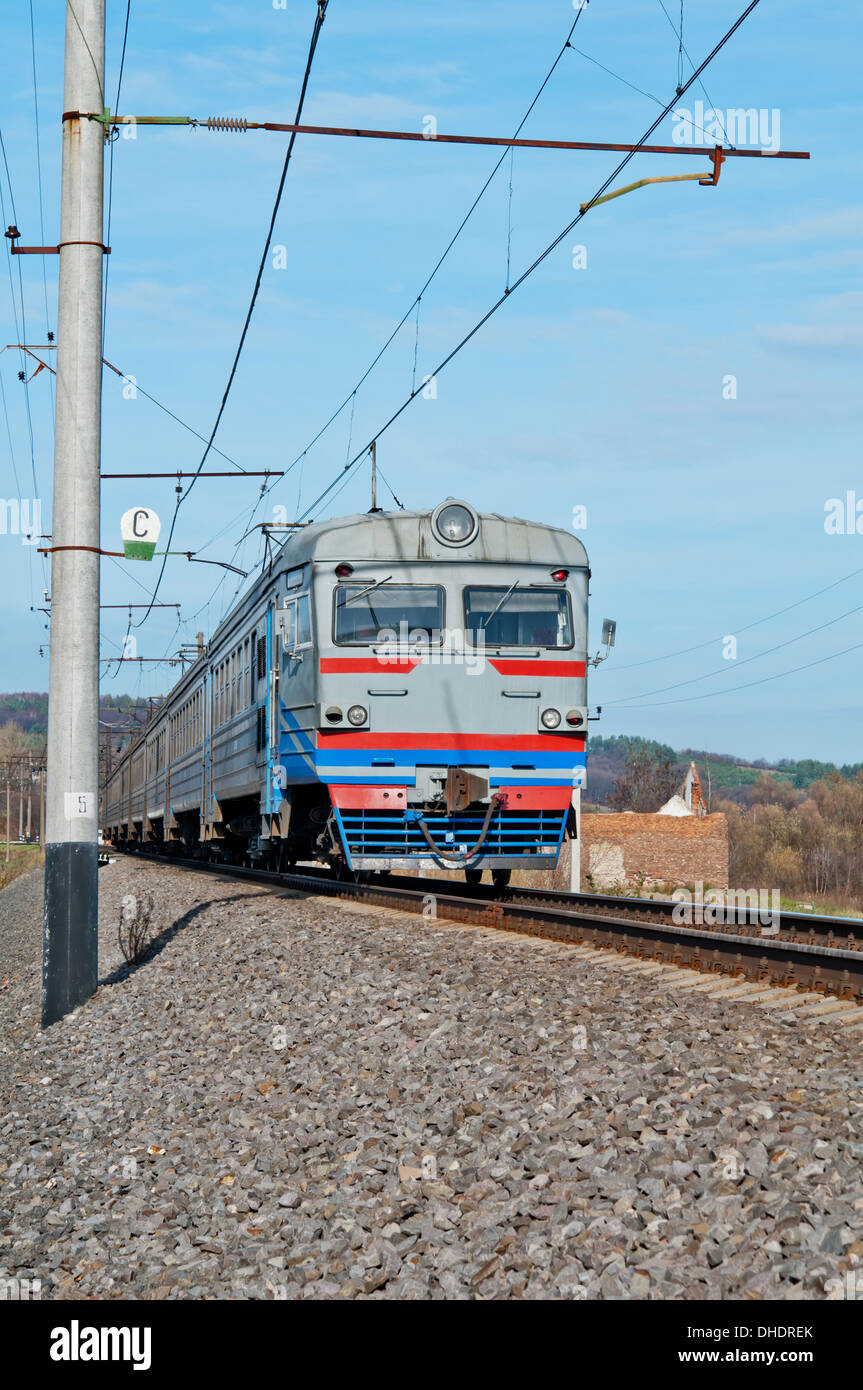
<box><xmin>757</xmin><ymin>322</ymin><xmax>863</xmax><ymax>352</ymax></box>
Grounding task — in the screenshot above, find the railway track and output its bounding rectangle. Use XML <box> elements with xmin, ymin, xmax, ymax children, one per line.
<box><xmin>105</xmin><ymin>847</ymin><xmax>863</xmax><ymax>1002</ymax></box>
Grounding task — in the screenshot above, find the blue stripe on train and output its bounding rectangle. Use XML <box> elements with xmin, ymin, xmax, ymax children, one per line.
<box><xmin>314</xmin><ymin>749</ymin><xmax>586</xmax><ymax>770</ymax></box>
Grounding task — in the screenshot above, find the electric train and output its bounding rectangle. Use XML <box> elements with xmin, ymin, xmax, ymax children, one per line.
<box><xmin>101</xmin><ymin>500</ymin><xmax>591</xmax><ymax>884</ymax></box>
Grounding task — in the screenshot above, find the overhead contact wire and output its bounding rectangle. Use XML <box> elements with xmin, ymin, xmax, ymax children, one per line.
<box><xmin>134</xmin><ymin>0</ymin><xmax>329</xmax><ymax>628</ymax></box>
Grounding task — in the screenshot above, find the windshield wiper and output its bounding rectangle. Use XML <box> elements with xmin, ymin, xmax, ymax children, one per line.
<box><xmin>342</xmin><ymin>575</ymin><xmax>393</xmax><ymax>608</ymax></box>
<box><xmin>481</xmin><ymin>580</ymin><xmax>519</xmax><ymax>629</ymax></box>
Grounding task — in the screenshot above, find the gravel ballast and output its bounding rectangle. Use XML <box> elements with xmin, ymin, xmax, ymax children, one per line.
<box><xmin>1</xmin><ymin>857</ymin><xmax>861</xmax><ymax>1300</ymax></box>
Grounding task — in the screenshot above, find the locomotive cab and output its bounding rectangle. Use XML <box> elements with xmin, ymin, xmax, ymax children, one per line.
<box><xmin>277</xmin><ymin>501</ymin><xmax>589</xmax><ymax>879</ymax></box>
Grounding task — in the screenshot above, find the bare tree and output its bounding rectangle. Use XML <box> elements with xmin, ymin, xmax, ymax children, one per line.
<box><xmin>607</xmin><ymin>744</ymin><xmax>681</xmax><ymax>813</ymax></box>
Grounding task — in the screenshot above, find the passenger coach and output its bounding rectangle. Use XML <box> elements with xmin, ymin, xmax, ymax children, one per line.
<box><xmin>102</xmin><ymin>500</ymin><xmax>590</xmax><ymax>884</ymax></box>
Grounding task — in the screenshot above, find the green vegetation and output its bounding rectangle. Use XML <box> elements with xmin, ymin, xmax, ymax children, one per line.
<box><xmin>0</xmin><ymin>842</ymin><xmax>43</xmax><ymax>891</ymax></box>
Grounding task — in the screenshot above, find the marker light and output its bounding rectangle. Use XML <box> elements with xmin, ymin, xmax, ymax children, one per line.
<box><xmin>347</xmin><ymin>704</ymin><xmax>368</xmax><ymax>726</ymax></box>
<box><xmin>335</xmin><ymin>563</ymin><xmax>354</xmax><ymax>578</ymax></box>
<box><xmin>325</xmin><ymin>706</ymin><xmax>343</xmax><ymax>723</ymax></box>
<box><xmin>565</xmin><ymin>709</ymin><xmax>585</xmax><ymax>727</ymax></box>
<box><xmin>541</xmin><ymin>708</ymin><xmax>561</xmax><ymax>729</ymax></box>
<box><xmin>551</xmin><ymin>569</ymin><xmax>569</xmax><ymax>582</ymax></box>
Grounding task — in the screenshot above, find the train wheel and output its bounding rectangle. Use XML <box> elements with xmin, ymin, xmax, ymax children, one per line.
<box><xmin>491</xmin><ymin>869</ymin><xmax>511</xmax><ymax>889</ymax></box>
<box><xmin>464</xmin><ymin>868</ymin><xmax>483</xmax><ymax>887</ymax></box>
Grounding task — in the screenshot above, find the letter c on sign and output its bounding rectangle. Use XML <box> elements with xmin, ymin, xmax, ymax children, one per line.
<box><xmin>132</xmin><ymin>509</ymin><xmax>149</xmax><ymax>537</ymax></box>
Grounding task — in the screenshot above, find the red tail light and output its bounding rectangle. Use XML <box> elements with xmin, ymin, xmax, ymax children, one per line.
<box><xmin>335</xmin><ymin>563</ymin><xmax>354</xmax><ymax>578</ymax></box>
<box><xmin>551</xmin><ymin>569</ymin><xmax>568</xmax><ymax>582</ymax></box>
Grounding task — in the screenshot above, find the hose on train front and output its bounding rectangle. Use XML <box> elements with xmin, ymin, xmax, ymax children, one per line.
<box><xmin>413</xmin><ymin>793</ymin><xmax>503</xmax><ymax>868</ymax></box>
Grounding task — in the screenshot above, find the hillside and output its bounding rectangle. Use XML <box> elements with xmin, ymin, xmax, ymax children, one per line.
<box><xmin>0</xmin><ymin>693</ymin><xmax>151</xmax><ymax>742</ymax></box>
<box><xmin>586</xmin><ymin>735</ymin><xmax>863</xmax><ymax>808</ymax></box>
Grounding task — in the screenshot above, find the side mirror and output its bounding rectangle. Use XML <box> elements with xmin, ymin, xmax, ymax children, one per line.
<box><xmin>589</xmin><ymin>619</ymin><xmax>617</xmax><ymax>668</ymax></box>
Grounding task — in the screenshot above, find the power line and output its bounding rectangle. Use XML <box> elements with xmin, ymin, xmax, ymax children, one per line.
<box><xmin>28</xmin><ymin>0</ymin><xmax>54</xmax><ymax>404</ymax></box>
<box><xmin>5</xmin><ymin>343</ymin><xmax>253</xmax><ymax>471</ymax></box>
<box><xmin>568</xmin><ymin>47</ymin><xmax>664</xmax><ymax>107</ymax></box>
<box><xmin>605</xmin><ymin>596</ymin><xmax>863</xmax><ymax>705</ymax></box>
<box><xmin>0</xmin><ymin>126</ymin><xmax>41</xmax><ymax>502</ymax></box>
<box><xmin>614</xmin><ymin>638</ymin><xmax>863</xmax><ymax>709</ymax></box>
<box><xmin>294</xmin><ymin>0</ymin><xmax>766</xmax><ymax>529</ymax></box>
<box><xmin>0</xmin><ymin>119</ymin><xmax>46</xmax><ymax>611</ymax></box>
<box><xmin>656</xmin><ymin>0</ymin><xmax>732</xmax><ymax>146</ymax></box>
<box><xmin>610</xmin><ymin>564</ymin><xmax>863</xmax><ymax>673</ymax></box>
<box><xmin>278</xmin><ymin>3</ymin><xmax>592</xmax><ymax>489</ymax></box>
<box><xmin>134</xmin><ymin>0</ymin><xmax>329</xmax><ymax>629</ymax></box>
<box><xmin>0</xmin><ymin>360</ymin><xmax>23</xmax><ymax>499</ymax></box>
<box><xmin>102</xmin><ymin>0</ymin><xmax>132</xmax><ymax>351</ymax></box>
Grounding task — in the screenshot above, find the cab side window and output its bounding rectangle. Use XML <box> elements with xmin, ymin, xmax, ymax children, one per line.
<box><xmin>280</xmin><ymin>594</ymin><xmax>312</xmax><ymax>652</ymax></box>
<box><xmin>296</xmin><ymin>594</ymin><xmax>311</xmax><ymax>646</ymax></box>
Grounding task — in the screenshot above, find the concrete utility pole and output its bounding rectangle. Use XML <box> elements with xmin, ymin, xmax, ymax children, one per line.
<box><xmin>42</xmin><ymin>0</ymin><xmax>106</xmax><ymax>1027</ymax></box>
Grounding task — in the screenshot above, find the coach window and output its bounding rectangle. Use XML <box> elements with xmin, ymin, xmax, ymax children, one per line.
<box><xmin>334</xmin><ymin>583</ymin><xmax>444</xmax><ymax>645</ymax></box>
<box><xmin>463</xmin><ymin>587</ymin><xmax>573</xmax><ymax>649</ymax></box>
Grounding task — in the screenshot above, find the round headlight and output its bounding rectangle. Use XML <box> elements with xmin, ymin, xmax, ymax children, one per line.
<box><xmin>347</xmin><ymin>704</ymin><xmax>368</xmax><ymax>726</ymax></box>
<box><xmin>541</xmin><ymin>708</ymin><xmax>561</xmax><ymax>729</ymax></box>
<box><xmin>431</xmin><ymin>500</ymin><xmax>478</xmax><ymax>546</ymax></box>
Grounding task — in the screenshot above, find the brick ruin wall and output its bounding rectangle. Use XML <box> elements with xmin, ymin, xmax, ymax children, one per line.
<box><xmin>398</xmin><ymin>811</ymin><xmax>729</xmax><ymax>894</ymax></box>
<box><xmin>577</xmin><ymin>812</ymin><xmax>729</xmax><ymax>893</ymax></box>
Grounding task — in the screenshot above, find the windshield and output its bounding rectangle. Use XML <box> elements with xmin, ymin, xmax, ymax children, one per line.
<box><xmin>464</xmin><ymin>586</ymin><xmax>572</xmax><ymax>648</ymax></box>
<box><xmin>334</xmin><ymin>583</ymin><xmax>444</xmax><ymax>644</ymax></box>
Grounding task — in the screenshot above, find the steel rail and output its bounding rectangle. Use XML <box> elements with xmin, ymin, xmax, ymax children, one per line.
<box><xmin>105</xmin><ymin>848</ymin><xmax>863</xmax><ymax>1000</ymax></box>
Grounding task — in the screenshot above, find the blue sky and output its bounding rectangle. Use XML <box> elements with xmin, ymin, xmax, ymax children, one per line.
<box><xmin>1</xmin><ymin>0</ymin><xmax>861</xmax><ymax>764</ymax></box>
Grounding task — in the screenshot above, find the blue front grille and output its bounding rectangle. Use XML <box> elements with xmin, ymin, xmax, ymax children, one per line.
<box><xmin>333</xmin><ymin>807</ymin><xmax>567</xmax><ymax>861</ymax></box>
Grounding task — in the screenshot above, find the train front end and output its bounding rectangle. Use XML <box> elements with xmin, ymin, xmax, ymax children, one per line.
<box><xmin>295</xmin><ymin>501</ymin><xmax>589</xmax><ymax>881</ymax></box>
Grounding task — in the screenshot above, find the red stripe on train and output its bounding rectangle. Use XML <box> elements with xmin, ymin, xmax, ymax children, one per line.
<box><xmin>321</xmin><ymin>657</ymin><xmax>586</xmax><ymax>676</ymax></box>
<box><xmin>488</xmin><ymin>659</ymin><xmax>586</xmax><ymax>677</ymax></box>
<box><xmin>316</xmin><ymin>731</ymin><xmax>586</xmax><ymax>750</ymax></box>
<box><xmin>320</xmin><ymin>657</ymin><xmax>421</xmax><ymax>673</ymax></box>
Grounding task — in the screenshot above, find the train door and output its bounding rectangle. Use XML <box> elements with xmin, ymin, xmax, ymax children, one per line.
<box><xmin>253</xmin><ymin>620</ymin><xmax>268</xmax><ymax>771</ymax></box>
<box><xmin>274</xmin><ymin>591</ymin><xmax>316</xmax><ymax>796</ymax></box>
